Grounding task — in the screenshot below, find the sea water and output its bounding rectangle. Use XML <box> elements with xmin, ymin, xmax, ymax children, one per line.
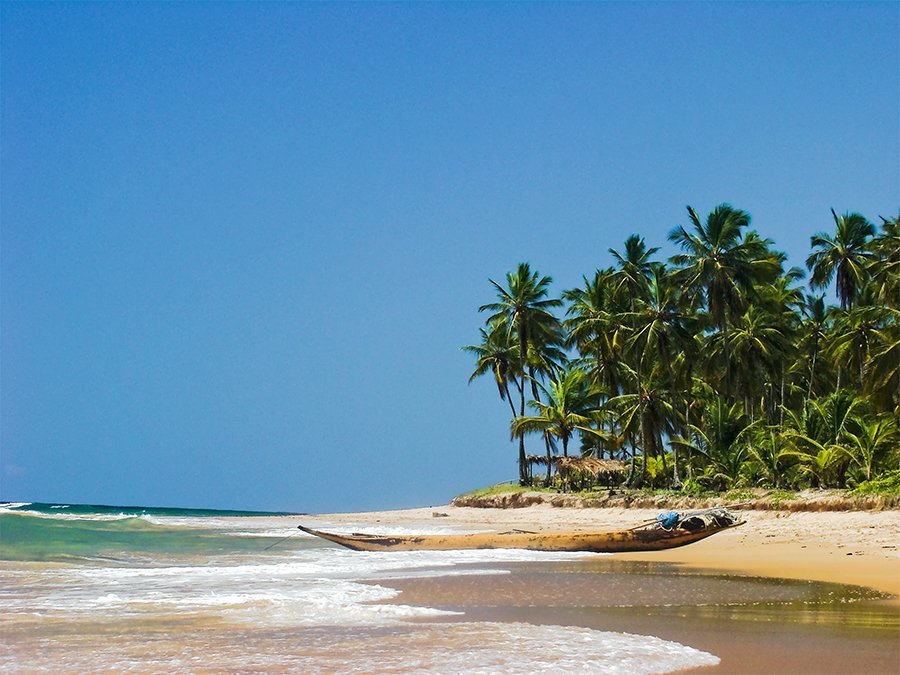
<box><xmin>0</xmin><ymin>502</ymin><xmax>721</xmax><ymax>673</ymax></box>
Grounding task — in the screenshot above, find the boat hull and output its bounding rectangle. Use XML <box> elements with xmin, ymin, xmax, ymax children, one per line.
<box><xmin>297</xmin><ymin>521</ymin><xmax>743</xmax><ymax>553</ymax></box>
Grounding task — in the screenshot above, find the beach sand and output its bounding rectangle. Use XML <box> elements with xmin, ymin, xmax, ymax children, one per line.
<box><xmin>303</xmin><ymin>505</ymin><xmax>900</xmax><ymax>673</ymax></box>
<box><xmin>308</xmin><ymin>505</ymin><xmax>900</xmax><ymax>596</ymax></box>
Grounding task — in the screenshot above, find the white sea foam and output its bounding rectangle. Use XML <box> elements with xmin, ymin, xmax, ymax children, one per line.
<box><xmin>0</xmin><ymin>511</ymin><xmax>721</xmax><ymax>674</ymax></box>
<box><xmin>0</xmin><ymin>508</ymin><xmax>136</xmax><ymax>522</ymax></box>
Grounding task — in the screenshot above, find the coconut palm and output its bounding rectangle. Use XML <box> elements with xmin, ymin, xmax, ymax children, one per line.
<box><xmin>784</xmin><ymin>391</ymin><xmax>864</xmax><ymax>488</ymax></box>
<box><xmin>480</xmin><ymin>263</ymin><xmax>563</xmax><ymax>484</ymax></box>
<box><xmin>869</xmin><ymin>212</ymin><xmax>900</xmax><ymax>309</ymax></box>
<box><xmin>462</xmin><ymin>322</ymin><xmax>522</xmax><ymax>420</ymax></box>
<box><xmin>563</xmin><ymin>269</ymin><xmax>631</xmax><ymax>399</ymax></box>
<box><xmin>607</xmin><ymin>379</ymin><xmax>677</xmax><ymax>488</ymax></box>
<box><xmin>825</xmin><ymin>304</ymin><xmax>887</xmax><ymax>392</ymax></box>
<box><xmin>747</xmin><ymin>427</ymin><xmax>797</xmax><ymax>489</ymax></box>
<box><xmin>799</xmin><ymin>294</ymin><xmax>832</xmax><ymax>400</ymax></box>
<box><xmin>668</xmin><ymin>204</ymin><xmax>782</xmax><ymax>396</ymax></box>
<box><xmin>609</xmin><ymin>234</ymin><xmax>660</xmax><ymax>307</ymax></box>
<box><xmin>862</xmin><ymin>308</ymin><xmax>900</xmax><ymax>415</ymax></box>
<box><xmin>673</xmin><ymin>398</ymin><xmax>757</xmax><ymax>491</ymax></box>
<box><xmin>755</xmin><ymin>268</ymin><xmax>805</xmax><ymax>422</ymax></box>
<box><xmin>668</xmin><ymin>204</ymin><xmax>780</xmax><ymax>333</ymax></box>
<box><xmin>512</xmin><ymin>369</ymin><xmax>600</xmax><ymax>459</ymax></box>
<box><xmin>708</xmin><ymin>305</ymin><xmax>792</xmax><ymax>420</ymax></box>
<box><xmin>844</xmin><ymin>414</ymin><xmax>899</xmax><ymax>482</ymax></box>
<box><xmin>628</xmin><ymin>264</ymin><xmax>695</xmax><ymax>386</ymax></box>
<box><xmin>806</xmin><ymin>209</ymin><xmax>875</xmax><ymax>310</ymax></box>
<box><xmin>626</xmin><ymin>264</ymin><xmax>698</xmax><ymax>485</ymax></box>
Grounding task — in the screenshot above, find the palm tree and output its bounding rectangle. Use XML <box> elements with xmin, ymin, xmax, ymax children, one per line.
<box><xmin>607</xmin><ymin>380</ymin><xmax>677</xmax><ymax>488</ymax></box>
<box><xmin>799</xmin><ymin>294</ymin><xmax>831</xmax><ymax>400</ymax></box>
<box><xmin>627</xmin><ymin>264</ymin><xmax>697</xmax><ymax>486</ymax></box>
<box><xmin>563</xmin><ymin>269</ymin><xmax>631</xmax><ymax>399</ymax></box>
<box><xmin>844</xmin><ymin>414</ymin><xmax>899</xmax><ymax>483</ymax></box>
<box><xmin>806</xmin><ymin>209</ymin><xmax>875</xmax><ymax>310</ymax></box>
<box><xmin>869</xmin><ymin>212</ymin><xmax>900</xmax><ymax>309</ymax></box>
<box><xmin>747</xmin><ymin>427</ymin><xmax>797</xmax><ymax>489</ymax></box>
<box><xmin>755</xmin><ymin>268</ymin><xmax>804</xmax><ymax>422</ymax></box>
<box><xmin>462</xmin><ymin>322</ymin><xmax>522</xmax><ymax>421</ymax></box>
<box><xmin>668</xmin><ymin>204</ymin><xmax>781</xmax><ymax>396</ymax></box>
<box><xmin>512</xmin><ymin>369</ymin><xmax>599</xmax><ymax>459</ymax></box>
<box><xmin>628</xmin><ymin>264</ymin><xmax>695</xmax><ymax>386</ymax></box>
<box><xmin>784</xmin><ymin>392</ymin><xmax>863</xmax><ymax>488</ymax></box>
<box><xmin>480</xmin><ymin>263</ymin><xmax>563</xmax><ymax>484</ymax></box>
<box><xmin>867</xmin><ymin>310</ymin><xmax>900</xmax><ymax>416</ymax></box>
<box><xmin>673</xmin><ymin>398</ymin><xmax>757</xmax><ymax>491</ymax></box>
<box><xmin>709</xmin><ymin>305</ymin><xmax>791</xmax><ymax>420</ymax></box>
<box><xmin>610</xmin><ymin>234</ymin><xmax>659</xmax><ymax>308</ymax></box>
<box><xmin>825</xmin><ymin>304</ymin><xmax>887</xmax><ymax>392</ymax></box>
<box><xmin>669</xmin><ymin>204</ymin><xmax>779</xmax><ymax>332</ymax></box>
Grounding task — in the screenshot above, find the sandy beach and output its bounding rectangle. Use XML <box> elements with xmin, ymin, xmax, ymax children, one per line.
<box><xmin>302</xmin><ymin>503</ymin><xmax>900</xmax><ymax>674</ymax></box>
<box><xmin>306</xmin><ymin>504</ymin><xmax>900</xmax><ymax>597</ymax></box>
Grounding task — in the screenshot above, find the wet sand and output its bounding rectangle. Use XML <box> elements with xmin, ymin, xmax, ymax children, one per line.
<box><xmin>304</xmin><ymin>505</ymin><xmax>900</xmax><ymax>673</ymax></box>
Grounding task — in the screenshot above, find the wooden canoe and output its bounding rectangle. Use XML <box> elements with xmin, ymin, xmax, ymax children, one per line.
<box><xmin>297</xmin><ymin>510</ymin><xmax>744</xmax><ymax>553</ymax></box>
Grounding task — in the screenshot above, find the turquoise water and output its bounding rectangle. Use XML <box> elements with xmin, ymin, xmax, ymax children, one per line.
<box><xmin>0</xmin><ymin>501</ymin><xmax>305</xmax><ymax>562</ymax></box>
<box><xmin>2</xmin><ymin>501</ymin><xmax>296</xmax><ymax>518</ymax></box>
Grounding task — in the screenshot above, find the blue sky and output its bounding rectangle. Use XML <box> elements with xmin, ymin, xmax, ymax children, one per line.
<box><xmin>2</xmin><ymin>2</ymin><xmax>897</xmax><ymax>513</ymax></box>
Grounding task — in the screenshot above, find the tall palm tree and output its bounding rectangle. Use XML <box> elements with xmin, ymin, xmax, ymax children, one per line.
<box><xmin>668</xmin><ymin>204</ymin><xmax>778</xmax><ymax>335</ymax></box>
<box><xmin>799</xmin><ymin>294</ymin><xmax>831</xmax><ymax>400</ymax></box>
<box><xmin>563</xmin><ymin>269</ymin><xmax>631</xmax><ymax>400</ymax></box>
<box><xmin>480</xmin><ymin>263</ymin><xmax>563</xmax><ymax>484</ymax></box>
<box><xmin>626</xmin><ymin>265</ymin><xmax>697</xmax><ymax>486</ymax></box>
<box><xmin>607</xmin><ymin>380</ymin><xmax>677</xmax><ymax>488</ymax></box>
<box><xmin>869</xmin><ymin>212</ymin><xmax>900</xmax><ymax>309</ymax></box>
<box><xmin>806</xmin><ymin>209</ymin><xmax>875</xmax><ymax>310</ymax></box>
<box><xmin>709</xmin><ymin>305</ymin><xmax>791</xmax><ymax>420</ymax></box>
<box><xmin>755</xmin><ymin>268</ymin><xmax>804</xmax><ymax>422</ymax></box>
<box><xmin>462</xmin><ymin>322</ymin><xmax>522</xmax><ymax>420</ymax></box>
<box><xmin>610</xmin><ymin>234</ymin><xmax>660</xmax><ymax>307</ymax></box>
<box><xmin>668</xmin><ymin>204</ymin><xmax>781</xmax><ymax>396</ymax></box>
<box><xmin>825</xmin><ymin>304</ymin><xmax>886</xmax><ymax>392</ymax></box>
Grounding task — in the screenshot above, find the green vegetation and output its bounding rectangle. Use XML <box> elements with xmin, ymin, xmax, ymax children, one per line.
<box><xmin>464</xmin><ymin>205</ymin><xmax>899</xmax><ymax>495</ymax></box>
<box><xmin>457</xmin><ymin>483</ymin><xmax>543</xmax><ymax>499</ymax></box>
<box><xmin>851</xmin><ymin>471</ymin><xmax>900</xmax><ymax>496</ymax></box>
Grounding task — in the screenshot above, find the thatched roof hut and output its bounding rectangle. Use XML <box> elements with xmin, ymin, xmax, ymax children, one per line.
<box><xmin>555</xmin><ymin>456</ymin><xmax>627</xmax><ymax>480</ymax></box>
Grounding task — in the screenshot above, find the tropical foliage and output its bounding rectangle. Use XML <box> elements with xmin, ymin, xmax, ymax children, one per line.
<box><xmin>464</xmin><ymin>205</ymin><xmax>900</xmax><ymax>491</ymax></box>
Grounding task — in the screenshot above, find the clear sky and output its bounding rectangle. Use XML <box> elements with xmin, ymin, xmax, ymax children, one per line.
<box><xmin>2</xmin><ymin>2</ymin><xmax>897</xmax><ymax>513</ymax></box>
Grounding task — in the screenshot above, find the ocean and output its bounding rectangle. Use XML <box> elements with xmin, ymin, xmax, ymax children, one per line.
<box><xmin>1</xmin><ymin>502</ymin><xmax>894</xmax><ymax>673</ymax></box>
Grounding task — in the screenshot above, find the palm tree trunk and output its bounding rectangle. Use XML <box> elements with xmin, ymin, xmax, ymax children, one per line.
<box><xmin>684</xmin><ymin>399</ymin><xmax>693</xmax><ymax>479</ymax></box>
<box><xmin>544</xmin><ymin>432</ymin><xmax>552</xmax><ymax>486</ymax></box>
<box><xmin>807</xmin><ymin>343</ymin><xmax>818</xmax><ymax>400</ymax></box>
<box><xmin>503</xmin><ymin>381</ymin><xmax>518</xmax><ymax>420</ymax></box>
<box><xmin>779</xmin><ymin>370</ymin><xmax>786</xmax><ymax>427</ymax></box>
<box><xmin>632</xmin><ymin>401</ymin><xmax>649</xmax><ymax>488</ymax></box>
<box><xmin>518</xmin><ymin>371</ymin><xmax>528</xmax><ymax>485</ymax></box>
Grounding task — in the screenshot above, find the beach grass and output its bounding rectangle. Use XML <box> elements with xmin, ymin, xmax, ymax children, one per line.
<box><xmin>452</xmin><ymin>483</ymin><xmax>900</xmax><ymax>511</ymax></box>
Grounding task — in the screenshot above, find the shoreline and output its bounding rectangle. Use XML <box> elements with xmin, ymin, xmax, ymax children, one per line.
<box><xmin>299</xmin><ymin>504</ymin><xmax>900</xmax><ymax>598</ymax></box>
<box><xmin>299</xmin><ymin>503</ymin><xmax>900</xmax><ymax>672</ymax></box>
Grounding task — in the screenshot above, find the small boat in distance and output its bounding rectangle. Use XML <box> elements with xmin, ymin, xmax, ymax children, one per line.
<box><xmin>298</xmin><ymin>508</ymin><xmax>743</xmax><ymax>553</ymax></box>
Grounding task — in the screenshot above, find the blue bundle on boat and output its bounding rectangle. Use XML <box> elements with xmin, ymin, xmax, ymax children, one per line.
<box><xmin>656</xmin><ymin>511</ymin><xmax>680</xmax><ymax>530</ymax></box>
